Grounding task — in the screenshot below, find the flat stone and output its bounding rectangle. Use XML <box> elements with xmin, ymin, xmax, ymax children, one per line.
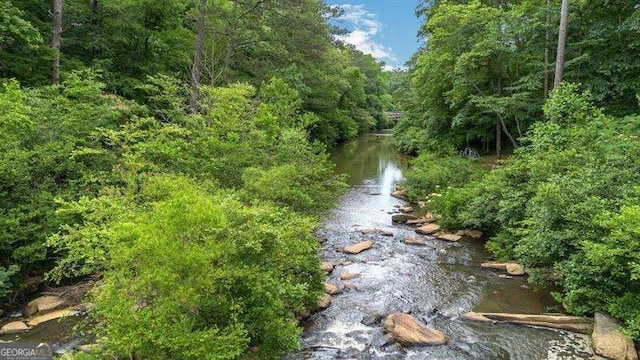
<box><xmin>400</xmin><ymin>206</ymin><xmax>414</xmax><ymax>213</ymax></box>
<box><xmin>593</xmin><ymin>313</ymin><xmax>638</xmax><ymax>360</ymax></box>
<box><xmin>361</xmin><ymin>228</ymin><xmax>377</xmax><ymax>235</ymax></box>
<box><xmin>378</xmin><ymin>229</ymin><xmax>394</xmax><ymax>237</ymax></box>
<box><xmin>416</xmin><ymin>223</ymin><xmax>440</xmax><ymax>235</ymax></box>
<box><xmin>317</xmin><ymin>294</ymin><xmax>332</xmax><ymax>310</ymax></box>
<box><xmin>24</xmin><ymin>295</ymin><xmax>66</xmax><ymax>316</ymax></box>
<box><xmin>0</xmin><ymin>321</ymin><xmax>29</xmax><ymax>335</ymax></box>
<box><xmin>340</xmin><ymin>272</ymin><xmax>361</xmax><ymax>280</ymax></box>
<box><xmin>406</xmin><ymin>219</ymin><xmax>429</xmax><ymax>226</ymax></box>
<box><xmin>404</xmin><ymin>236</ymin><xmax>427</xmax><ymax>246</ymax></box>
<box><xmin>321</xmin><ymin>262</ymin><xmax>334</xmax><ymax>274</ymax></box>
<box><xmin>324</xmin><ymin>282</ymin><xmax>341</xmax><ymax>295</ymax></box>
<box><xmin>392</xmin><ymin>214</ymin><xmax>419</xmax><ymax>223</ymax></box>
<box><xmin>382</xmin><ymin>313</ymin><xmax>447</xmax><ymax>346</ymax></box>
<box><xmin>436</xmin><ymin>233</ymin><xmax>462</xmax><ymax>242</ymax></box>
<box><xmin>498</xmin><ymin>274</ymin><xmax>514</xmax><ymax>279</ymax></box>
<box><xmin>28</xmin><ymin>308</ymin><xmax>74</xmax><ymax>326</ymax></box>
<box><xmin>344</xmin><ymin>241</ymin><xmax>374</xmax><ymax>254</ymax></box>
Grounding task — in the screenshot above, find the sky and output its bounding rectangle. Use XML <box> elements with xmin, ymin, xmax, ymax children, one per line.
<box><xmin>325</xmin><ymin>1</ymin><xmax>423</xmax><ymax>71</ymax></box>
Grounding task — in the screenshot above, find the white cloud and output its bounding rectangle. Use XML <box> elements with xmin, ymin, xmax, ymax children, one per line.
<box><xmin>333</xmin><ymin>4</ymin><xmax>399</xmax><ymax>66</ymax></box>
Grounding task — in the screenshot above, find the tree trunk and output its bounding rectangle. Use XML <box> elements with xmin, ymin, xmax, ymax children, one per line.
<box><xmin>544</xmin><ymin>0</ymin><xmax>551</xmax><ymax>98</ymax></box>
<box><xmin>553</xmin><ymin>0</ymin><xmax>569</xmax><ymax>89</ymax></box>
<box><xmin>91</xmin><ymin>0</ymin><xmax>100</xmax><ymax>59</ymax></box>
<box><xmin>496</xmin><ymin>117</ymin><xmax>502</xmax><ymax>158</ymax></box>
<box><xmin>51</xmin><ymin>0</ymin><xmax>63</xmax><ymax>85</ymax></box>
<box><xmin>190</xmin><ymin>0</ymin><xmax>207</xmax><ymax>110</ymax></box>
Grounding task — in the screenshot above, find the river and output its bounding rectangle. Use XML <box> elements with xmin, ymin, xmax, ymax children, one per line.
<box><xmin>294</xmin><ymin>131</ymin><xmax>597</xmax><ymax>359</ymax></box>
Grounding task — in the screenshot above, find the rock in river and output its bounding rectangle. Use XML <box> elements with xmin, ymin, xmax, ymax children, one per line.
<box><xmin>321</xmin><ymin>261</ymin><xmax>334</xmax><ymax>274</ymax></box>
<box><xmin>392</xmin><ymin>214</ymin><xmax>419</xmax><ymax>223</ymax></box>
<box><xmin>382</xmin><ymin>313</ymin><xmax>447</xmax><ymax>346</ymax></box>
<box><xmin>317</xmin><ymin>294</ymin><xmax>332</xmax><ymax>311</ymax></box>
<box><xmin>344</xmin><ymin>240</ymin><xmax>374</xmax><ymax>254</ymax></box>
<box><xmin>436</xmin><ymin>233</ymin><xmax>462</xmax><ymax>242</ymax></box>
<box><xmin>361</xmin><ymin>227</ymin><xmax>377</xmax><ymax>235</ymax></box>
<box><xmin>340</xmin><ymin>272</ymin><xmax>361</xmax><ymax>280</ymax></box>
<box><xmin>324</xmin><ymin>282</ymin><xmax>341</xmax><ymax>295</ymax></box>
<box><xmin>0</xmin><ymin>321</ymin><xmax>29</xmax><ymax>335</ymax></box>
<box><xmin>28</xmin><ymin>308</ymin><xmax>74</xmax><ymax>326</ymax></box>
<box><xmin>400</xmin><ymin>206</ymin><xmax>414</xmax><ymax>213</ymax></box>
<box><xmin>481</xmin><ymin>262</ymin><xmax>526</xmax><ymax>276</ymax></box>
<box><xmin>592</xmin><ymin>313</ymin><xmax>638</xmax><ymax>360</ymax></box>
<box><xmin>416</xmin><ymin>223</ymin><xmax>440</xmax><ymax>235</ymax></box>
<box><xmin>404</xmin><ymin>236</ymin><xmax>427</xmax><ymax>246</ymax></box>
<box><xmin>461</xmin><ymin>312</ymin><xmax>593</xmax><ymax>334</ymax></box>
<box><xmin>24</xmin><ymin>295</ymin><xmax>66</xmax><ymax>316</ymax></box>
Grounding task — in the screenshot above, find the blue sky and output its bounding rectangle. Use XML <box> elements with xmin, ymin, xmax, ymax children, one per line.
<box><xmin>325</xmin><ymin>1</ymin><xmax>423</xmax><ymax>70</ymax></box>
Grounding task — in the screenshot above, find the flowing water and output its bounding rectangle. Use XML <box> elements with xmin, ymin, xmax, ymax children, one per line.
<box><xmin>295</xmin><ymin>131</ymin><xmax>597</xmax><ymax>360</ymax></box>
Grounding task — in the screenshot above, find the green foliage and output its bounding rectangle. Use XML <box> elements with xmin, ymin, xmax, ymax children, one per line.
<box><xmin>31</xmin><ymin>76</ymin><xmax>345</xmax><ymax>356</ymax></box>
<box><xmin>77</xmin><ymin>176</ymin><xmax>323</xmax><ymax>359</ymax></box>
<box><xmin>401</xmin><ymin>152</ymin><xmax>486</xmax><ymax>203</ymax></box>
<box><xmin>409</xmin><ymin>85</ymin><xmax>640</xmax><ymax>337</ymax></box>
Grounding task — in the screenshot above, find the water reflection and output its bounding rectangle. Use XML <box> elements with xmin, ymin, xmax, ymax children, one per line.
<box><xmin>330</xmin><ymin>131</ymin><xmax>409</xmax><ymax>188</ymax></box>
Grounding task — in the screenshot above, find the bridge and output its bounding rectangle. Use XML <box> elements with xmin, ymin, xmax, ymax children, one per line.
<box><xmin>385</xmin><ymin>112</ymin><xmax>404</xmax><ymax>122</ymax></box>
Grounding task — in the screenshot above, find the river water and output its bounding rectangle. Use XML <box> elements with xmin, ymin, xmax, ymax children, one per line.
<box><xmin>295</xmin><ymin>131</ymin><xmax>597</xmax><ymax>360</ymax></box>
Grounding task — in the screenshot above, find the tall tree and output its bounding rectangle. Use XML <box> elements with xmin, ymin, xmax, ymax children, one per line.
<box><xmin>553</xmin><ymin>0</ymin><xmax>569</xmax><ymax>89</ymax></box>
<box><xmin>51</xmin><ymin>0</ymin><xmax>63</xmax><ymax>85</ymax></box>
<box><xmin>190</xmin><ymin>0</ymin><xmax>207</xmax><ymax>109</ymax></box>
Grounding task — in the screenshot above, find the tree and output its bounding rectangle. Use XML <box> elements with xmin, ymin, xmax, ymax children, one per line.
<box><xmin>51</xmin><ymin>0</ymin><xmax>63</xmax><ymax>85</ymax></box>
<box><xmin>553</xmin><ymin>0</ymin><xmax>569</xmax><ymax>89</ymax></box>
<box><xmin>190</xmin><ymin>0</ymin><xmax>207</xmax><ymax>109</ymax></box>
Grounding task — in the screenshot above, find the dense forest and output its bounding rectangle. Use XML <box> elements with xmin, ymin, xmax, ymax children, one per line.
<box><xmin>0</xmin><ymin>0</ymin><xmax>392</xmax><ymax>358</ymax></box>
<box><xmin>395</xmin><ymin>0</ymin><xmax>640</xmax><ymax>341</ymax></box>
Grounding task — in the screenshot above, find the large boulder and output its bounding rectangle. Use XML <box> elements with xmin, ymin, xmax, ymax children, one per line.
<box><xmin>416</xmin><ymin>224</ymin><xmax>440</xmax><ymax>235</ymax></box>
<box><xmin>382</xmin><ymin>313</ymin><xmax>447</xmax><ymax>346</ymax></box>
<box><xmin>23</xmin><ymin>295</ymin><xmax>66</xmax><ymax>316</ymax></box>
<box><xmin>344</xmin><ymin>241</ymin><xmax>374</xmax><ymax>254</ymax></box>
<box><xmin>592</xmin><ymin>313</ymin><xmax>638</xmax><ymax>360</ymax></box>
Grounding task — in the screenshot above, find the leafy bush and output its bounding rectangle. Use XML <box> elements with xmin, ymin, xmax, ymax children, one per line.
<box><xmin>401</xmin><ymin>152</ymin><xmax>487</xmax><ymax>203</ymax></box>
<box><xmin>408</xmin><ymin>84</ymin><xmax>640</xmax><ymax>337</ymax></box>
<box><xmin>79</xmin><ymin>176</ymin><xmax>323</xmax><ymax>359</ymax></box>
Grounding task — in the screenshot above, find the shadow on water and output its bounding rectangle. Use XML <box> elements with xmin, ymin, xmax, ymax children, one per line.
<box><xmin>294</xmin><ymin>131</ymin><xmax>597</xmax><ymax>359</ymax></box>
